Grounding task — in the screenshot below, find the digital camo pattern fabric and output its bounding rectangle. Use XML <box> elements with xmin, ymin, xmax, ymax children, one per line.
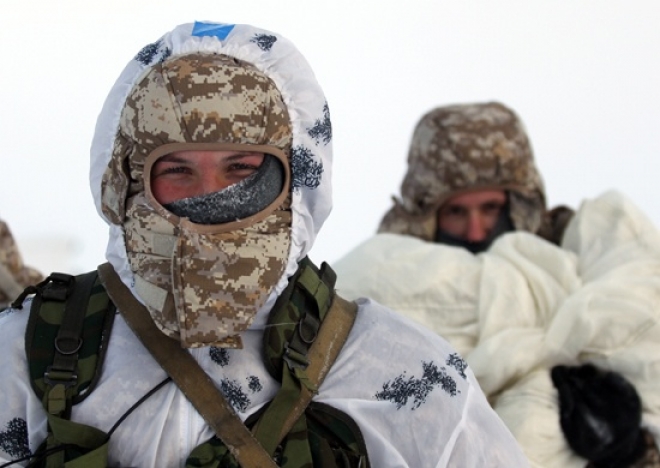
<box><xmin>378</xmin><ymin>102</ymin><xmax>547</xmax><ymax>242</ymax></box>
<box><xmin>124</xmin><ymin>193</ymin><xmax>291</xmax><ymax>348</ymax></box>
<box><xmin>101</xmin><ymin>52</ymin><xmax>292</xmax><ymax>225</ymax></box>
<box><xmin>0</xmin><ymin>220</ymin><xmax>42</xmax><ymax>307</ymax></box>
<box><xmin>101</xmin><ymin>53</ymin><xmax>294</xmax><ymax>348</ymax></box>
<box><xmin>171</xmin><ymin>211</ymin><xmax>290</xmax><ymax>348</ymax></box>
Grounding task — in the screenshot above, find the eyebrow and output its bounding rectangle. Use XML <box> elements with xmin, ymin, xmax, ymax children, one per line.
<box><xmin>156</xmin><ymin>152</ymin><xmax>258</xmax><ymax>163</ymax></box>
<box><xmin>157</xmin><ymin>154</ymin><xmax>189</xmax><ymax>164</ymax></box>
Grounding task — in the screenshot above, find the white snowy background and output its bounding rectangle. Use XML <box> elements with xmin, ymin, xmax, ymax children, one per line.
<box><xmin>1</xmin><ymin>1</ymin><xmax>659</xmax><ymax>274</ymax></box>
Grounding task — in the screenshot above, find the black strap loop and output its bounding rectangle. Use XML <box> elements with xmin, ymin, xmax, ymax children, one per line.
<box><xmin>41</xmin><ymin>273</ymin><xmax>76</xmax><ymax>301</ymax></box>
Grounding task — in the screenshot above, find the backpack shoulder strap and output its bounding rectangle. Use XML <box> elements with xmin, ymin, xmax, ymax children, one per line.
<box><xmin>22</xmin><ymin>268</ymin><xmax>116</xmax><ymax>466</ymax></box>
<box><xmin>255</xmin><ymin>257</ymin><xmax>358</xmax><ymax>456</ymax></box>
<box><xmin>25</xmin><ymin>269</ymin><xmax>116</xmax><ymax>410</ymax></box>
<box><xmin>97</xmin><ymin>262</ymin><xmax>278</xmax><ymax>468</ymax></box>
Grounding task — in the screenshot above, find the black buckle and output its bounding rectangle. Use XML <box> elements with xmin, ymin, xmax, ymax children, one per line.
<box><xmin>40</xmin><ymin>272</ymin><xmax>76</xmax><ymax>301</ymax></box>
<box><xmin>44</xmin><ymin>366</ymin><xmax>78</xmax><ymax>388</ymax></box>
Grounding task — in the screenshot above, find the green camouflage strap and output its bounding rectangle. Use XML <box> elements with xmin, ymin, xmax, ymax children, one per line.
<box><xmin>186</xmin><ymin>401</ymin><xmax>369</xmax><ymax>468</ymax></box>
<box><xmin>23</xmin><ymin>269</ymin><xmax>116</xmax><ymax>466</ymax></box>
<box><xmin>255</xmin><ymin>258</ymin><xmax>356</xmax><ymax>454</ymax></box>
<box><xmin>186</xmin><ymin>257</ymin><xmax>368</xmax><ymax>467</ymax></box>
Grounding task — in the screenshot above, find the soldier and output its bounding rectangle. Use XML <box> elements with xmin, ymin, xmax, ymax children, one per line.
<box><xmin>0</xmin><ymin>219</ymin><xmax>42</xmax><ymax>309</ymax></box>
<box><xmin>377</xmin><ymin>102</ymin><xmax>573</xmax><ymax>252</ymax></box>
<box><xmin>333</xmin><ymin>102</ymin><xmax>660</xmax><ymax>467</ymax></box>
<box><xmin>0</xmin><ymin>23</ymin><xmax>529</xmax><ymax>467</ymax></box>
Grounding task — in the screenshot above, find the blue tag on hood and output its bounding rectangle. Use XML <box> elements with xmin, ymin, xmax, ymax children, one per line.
<box><xmin>192</xmin><ymin>22</ymin><xmax>235</xmax><ymax>40</ymax></box>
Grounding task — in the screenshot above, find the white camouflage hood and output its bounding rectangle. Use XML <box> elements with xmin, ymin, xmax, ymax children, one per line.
<box><xmin>89</xmin><ymin>21</ymin><xmax>333</xmax><ymax>331</ymax></box>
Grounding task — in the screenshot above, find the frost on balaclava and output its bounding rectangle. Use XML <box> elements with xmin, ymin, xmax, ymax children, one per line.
<box><xmin>101</xmin><ymin>53</ymin><xmax>293</xmax><ymax>349</ymax></box>
<box><xmin>163</xmin><ymin>154</ymin><xmax>285</xmax><ymax>225</ymax></box>
<box><xmin>378</xmin><ymin>102</ymin><xmax>546</xmax><ymax>242</ymax></box>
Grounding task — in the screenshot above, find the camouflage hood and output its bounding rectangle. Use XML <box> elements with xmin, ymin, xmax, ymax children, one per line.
<box><xmin>378</xmin><ymin>102</ymin><xmax>546</xmax><ymax>241</ymax></box>
<box><xmin>90</xmin><ymin>22</ymin><xmax>332</xmax><ymax>343</ymax></box>
<box><xmin>0</xmin><ymin>220</ymin><xmax>43</xmax><ymax>307</ymax></box>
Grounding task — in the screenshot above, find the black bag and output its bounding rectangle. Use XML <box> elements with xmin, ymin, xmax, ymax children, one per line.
<box><xmin>551</xmin><ymin>364</ymin><xmax>646</xmax><ymax>468</ymax></box>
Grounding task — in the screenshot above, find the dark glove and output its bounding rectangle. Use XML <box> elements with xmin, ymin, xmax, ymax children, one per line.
<box><xmin>551</xmin><ymin>364</ymin><xmax>646</xmax><ymax>468</ymax></box>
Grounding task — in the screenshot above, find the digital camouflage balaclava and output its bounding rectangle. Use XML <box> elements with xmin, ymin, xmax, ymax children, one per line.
<box><xmin>101</xmin><ymin>53</ymin><xmax>292</xmax><ymax>348</ymax></box>
<box><xmin>378</xmin><ymin>102</ymin><xmax>546</xmax><ymax>243</ymax></box>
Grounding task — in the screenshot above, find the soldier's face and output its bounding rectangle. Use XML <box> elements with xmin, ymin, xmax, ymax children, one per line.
<box><xmin>437</xmin><ymin>190</ymin><xmax>507</xmax><ymax>242</ymax></box>
<box><xmin>151</xmin><ymin>150</ymin><xmax>265</xmax><ymax>204</ymax></box>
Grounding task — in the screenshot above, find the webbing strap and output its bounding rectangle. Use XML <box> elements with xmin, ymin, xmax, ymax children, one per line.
<box><xmin>49</xmin><ymin>271</ymin><xmax>98</xmax><ymax>388</ymax></box>
<box><xmin>281</xmin><ymin>260</ymin><xmax>335</xmax><ymax>374</ymax></box>
<box><xmin>41</xmin><ymin>413</ymin><xmax>109</xmax><ymax>468</ymax></box>
<box><xmin>97</xmin><ymin>263</ymin><xmax>277</xmax><ymax>468</ymax></box>
<box><xmin>252</xmin><ymin>293</ymin><xmax>358</xmax><ymax>455</ymax></box>
<box><xmin>31</xmin><ymin>270</ymin><xmax>97</xmax><ymax>427</ymax></box>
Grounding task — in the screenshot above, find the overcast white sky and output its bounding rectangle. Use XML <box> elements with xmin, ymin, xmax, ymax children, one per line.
<box><xmin>1</xmin><ymin>1</ymin><xmax>659</xmax><ymax>274</ymax></box>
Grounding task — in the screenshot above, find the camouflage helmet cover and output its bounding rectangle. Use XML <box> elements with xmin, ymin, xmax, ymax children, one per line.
<box><xmin>378</xmin><ymin>102</ymin><xmax>546</xmax><ymax>241</ymax></box>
